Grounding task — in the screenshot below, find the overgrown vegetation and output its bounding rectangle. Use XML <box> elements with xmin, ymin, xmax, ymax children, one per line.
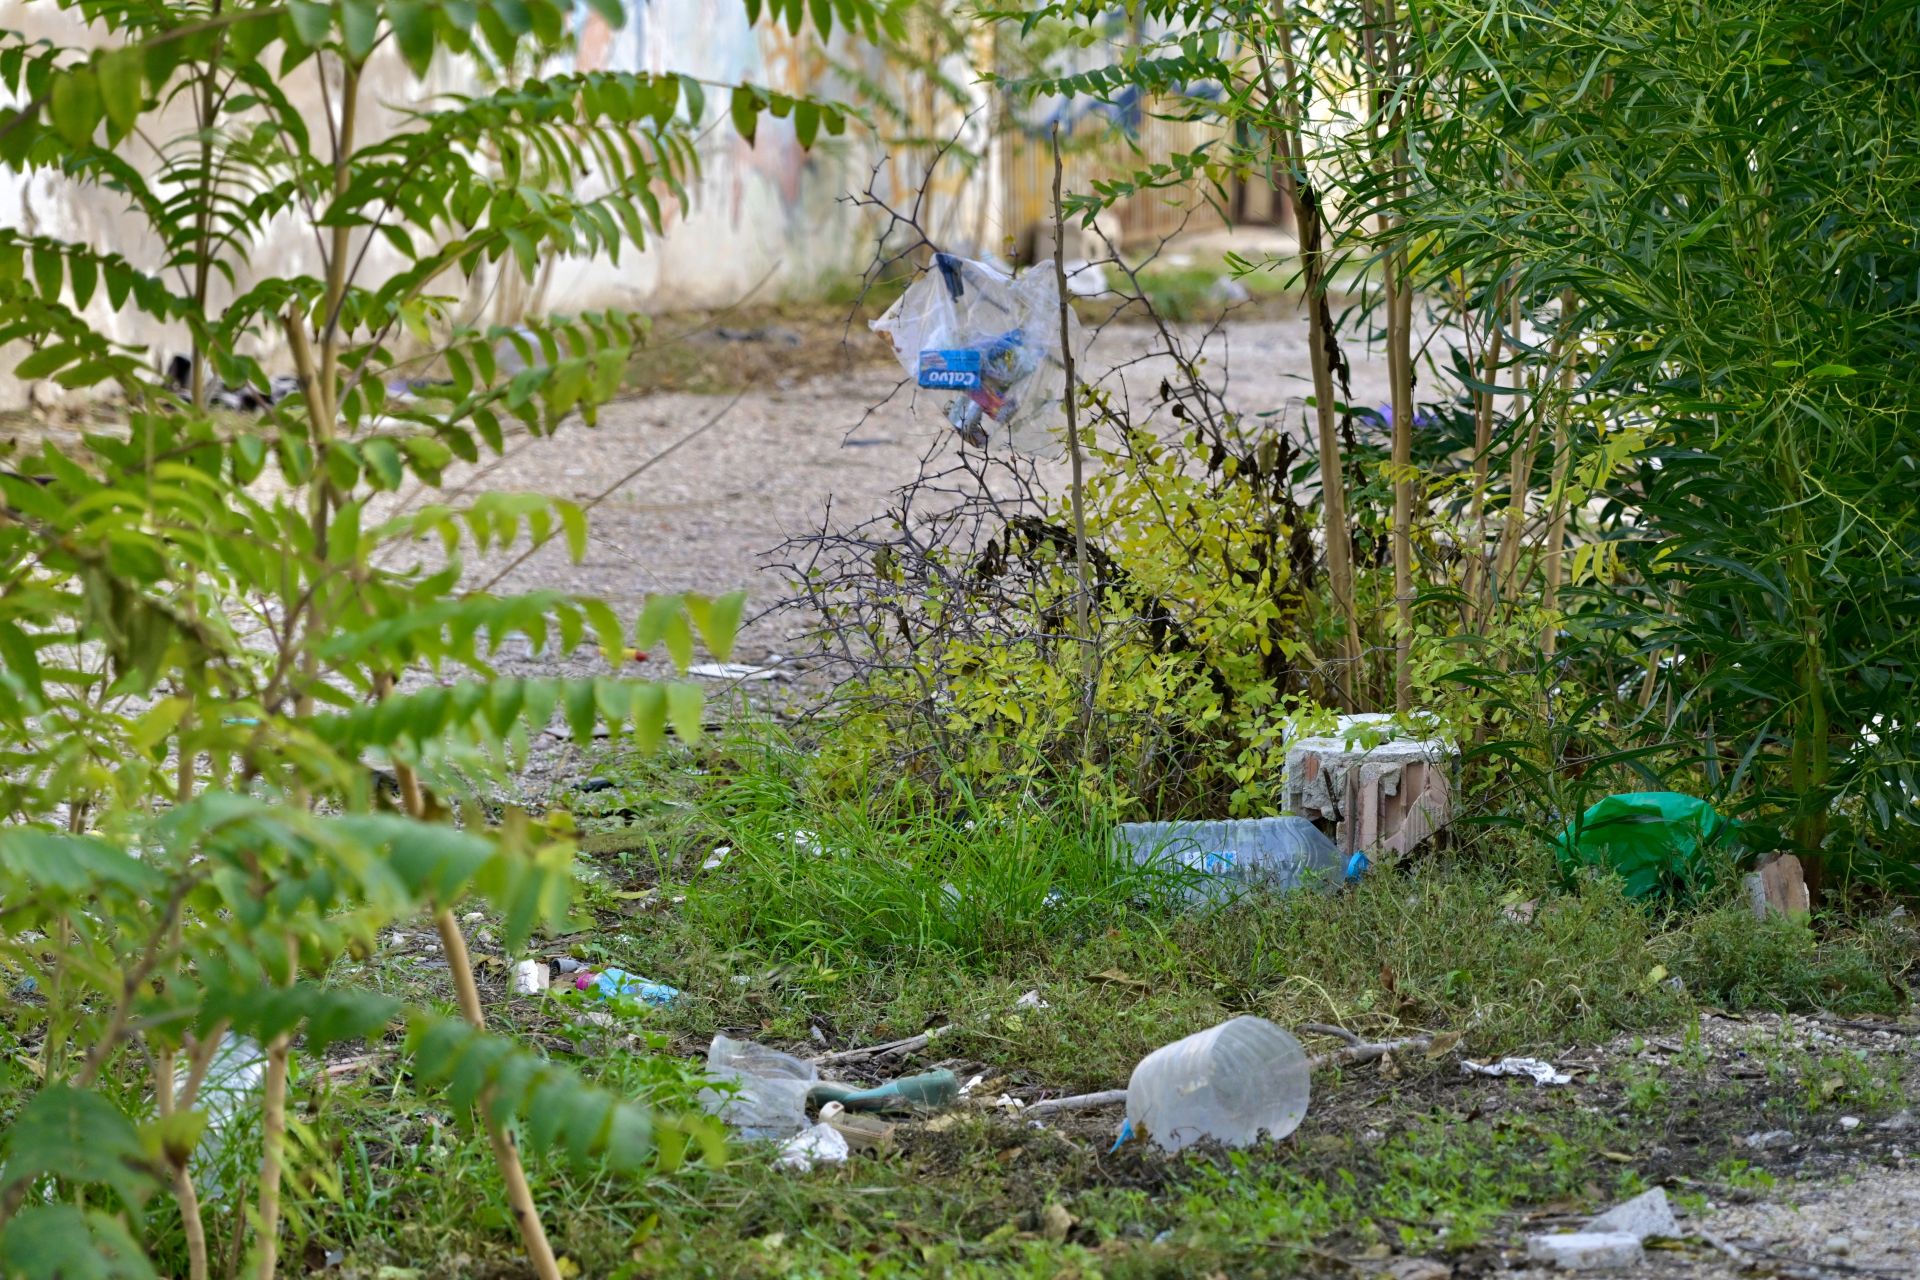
<box><xmin>1</xmin><ymin>0</ymin><xmax>1916</xmax><ymax>1275</ymax></box>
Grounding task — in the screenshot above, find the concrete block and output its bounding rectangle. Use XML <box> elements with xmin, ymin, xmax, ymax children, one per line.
<box><xmin>1525</xmin><ymin>1231</ymin><xmax>1644</xmax><ymax>1269</ymax></box>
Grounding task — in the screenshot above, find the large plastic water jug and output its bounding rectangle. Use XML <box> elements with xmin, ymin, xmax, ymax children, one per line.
<box><xmin>1114</xmin><ymin>817</ymin><xmax>1342</xmax><ymax>903</ymax></box>
<box><xmin>1125</xmin><ymin>1016</ymin><xmax>1311</xmax><ymax>1152</ymax></box>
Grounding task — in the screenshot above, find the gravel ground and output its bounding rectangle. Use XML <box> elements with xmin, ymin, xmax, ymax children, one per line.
<box><xmin>1495</xmin><ymin>1009</ymin><xmax>1920</xmax><ymax>1279</ymax></box>
<box><xmin>436</xmin><ymin>309</ymin><xmax>1400</xmax><ymax>675</ymax></box>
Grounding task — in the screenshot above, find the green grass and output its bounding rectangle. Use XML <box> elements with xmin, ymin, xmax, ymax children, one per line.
<box><xmin>108</xmin><ymin>732</ymin><xmax>1915</xmax><ymax>1278</ymax></box>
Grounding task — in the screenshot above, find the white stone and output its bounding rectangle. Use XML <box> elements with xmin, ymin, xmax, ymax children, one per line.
<box><xmin>1743</xmin><ymin>1129</ymin><xmax>1793</xmax><ymax>1150</ymax></box>
<box><xmin>1840</xmin><ymin>1115</ymin><xmax>1861</xmax><ymax>1131</ymax></box>
<box><xmin>1825</xmin><ymin>1235</ymin><xmax>1851</xmax><ymax>1255</ymax></box>
<box><xmin>1587</xmin><ymin>1187</ymin><xmax>1678</xmax><ymax>1241</ymax></box>
<box><xmin>1526</xmin><ymin>1232</ymin><xmax>1644</xmax><ymax>1269</ymax></box>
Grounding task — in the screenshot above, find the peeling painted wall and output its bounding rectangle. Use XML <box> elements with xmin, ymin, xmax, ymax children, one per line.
<box><xmin>0</xmin><ymin>1</ymin><xmax>1002</xmax><ymax>408</ymax></box>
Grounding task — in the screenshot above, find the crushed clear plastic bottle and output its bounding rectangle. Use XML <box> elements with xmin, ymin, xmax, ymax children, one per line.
<box><xmin>1125</xmin><ymin>1016</ymin><xmax>1311</xmax><ymax>1153</ymax></box>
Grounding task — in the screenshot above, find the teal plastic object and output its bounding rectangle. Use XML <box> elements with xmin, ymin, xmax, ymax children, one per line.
<box><xmin>1554</xmin><ymin>792</ymin><xmax>1744</xmax><ymax>899</ymax></box>
<box><xmin>807</xmin><ymin>1070</ymin><xmax>960</xmax><ymax>1114</ymax></box>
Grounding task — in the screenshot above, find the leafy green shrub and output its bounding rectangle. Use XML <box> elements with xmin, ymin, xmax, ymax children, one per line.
<box><xmin>0</xmin><ymin>1</ymin><xmax>858</xmax><ymax>1275</ymax></box>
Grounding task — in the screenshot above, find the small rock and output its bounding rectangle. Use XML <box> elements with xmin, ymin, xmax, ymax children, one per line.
<box><xmin>1587</xmin><ymin>1187</ymin><xmax>1678</xmax><ymax>1241</ymax></box>
<box><xmin>1824</xmin><ymin>1235</ymin><xmax>1851</xmax><ymax>1255</ymax></box>
<box><xmin>1839</xmin><ymin>1115</ymin><xmax>1861</xmax><ymax>1130</ymax></box>
<box><xmin>1743</xmin><ymin>1129</ymin><xmax>1793</xmax><ymax>1150</ymax></box>
<box><xmin>1040</xmin><ymin>1203</ymin><xmax>1074</xmax><ymax>1243</ymax></box>
<box><xmin>1388</xmin><ymin>1260</ymin><xmax>1449</xmax><ymax>1280</ymax></box>
<box><xmin>1877</xmin><ymin>1110</ymin><xmax>1915</xmax><ymax>1131</ymax></box>
<box><xmin>1526</xmin><ymin>1232</ymin><xmax>1644</xmax><ymax>1270</ymax></box>
<box><xmin>462</xmin><ymin>911</ymin><xmax>484</xmax><ymax>924</ymax></box>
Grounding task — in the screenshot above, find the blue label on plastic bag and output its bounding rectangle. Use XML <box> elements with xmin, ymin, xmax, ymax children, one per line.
<box><xmin>919</xmin><ymin>348</ymin><xmax>983</xmax><ymax>389</ymax></box>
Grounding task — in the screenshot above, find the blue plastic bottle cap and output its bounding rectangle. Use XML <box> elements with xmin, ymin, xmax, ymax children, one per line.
<box><xmin>1345</xmin><ymin>852</ymin><xmax>1370</xmax><ymax>882</ymax></box>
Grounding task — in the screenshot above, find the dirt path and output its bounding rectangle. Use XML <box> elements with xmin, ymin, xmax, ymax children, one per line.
<box><xmin>448</xmin><ymin>311</ymin><xmax>1400</xmax><ymax>684</ymax></box>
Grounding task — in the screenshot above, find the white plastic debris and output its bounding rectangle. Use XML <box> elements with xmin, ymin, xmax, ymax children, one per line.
<box><xmin>1526</xmin><ymin>1232</ymin><xmax>1644</xmax><ymax>1270</ymax></box>
<box><xmin>774</xmin><ymin>1122</ymin><xmax>850</xmax><ymax>1172</ymax></box>
<box><xmin>189</xmin><ymin>1033</ymin><xmax>268</xmax><ymax>1197</ymax></box>
<box><xmin>1014</xmin><ymin>989</ymin><xmax>1050</xmax><ymax>1010</ymax></box>
<box><xmin>1461</xmin><ymin>1057</ymin><xmax>1572</xmax><ymax>1086</ymax></box>
<box><xmin>703</xmin><ymin>845</ymin><xmax>732</xmax><ymax>871</ymax></box>
<box><xmin>510</xmin><ymin>960</ymin><xmax>550</xmax><ymax>996</ymax></box>
<box><xmin>689</xmin><ymin>662</ymin><xmax>788</xmax><ymax>682</ymax></box>
<box><xmin>1587</xmin><ymin>1187</ymin><xmax>1677</xmax><ymax>1240</ymax></box>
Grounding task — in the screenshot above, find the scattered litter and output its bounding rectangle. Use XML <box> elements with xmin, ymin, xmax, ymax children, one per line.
<box><xmin>774</xmin><ymin>1122</ymin><xmax>849</xmax><ymax>1172</ymax></box>
<box><xmin>1555</xmin><ymin>792</ymin><xmax>1744</xmax><ymax>899</ymax></box>
<box><xmin>871</xmin><ymin>252</ymin><xmax>1082</xmax><ymax>455</ymax></box>
<box><xmin>703</xmin><ymin>1036</ymin><xmax>818</xmax><ymax>1140</ymax></box>
<box><xmin>573</xmin><ymin>778</ymin><xmax>618</xmax><ymax>794</ymax></box>
<box><xmin>783</xmin><ymin>829</ymin><xmax>824</xmax><ymax>857</ymax></box>
<box><xmin>1114</xmin><ymin>817</ymin><xmax>1341</xmax><ymax>905</ymax></box>
<box><xmin>1461</xmin><ymin>1057</ymin><xmax>1572</xmax><ymax>1086</ymax></box>
<box><xmin>1285</xmin><ymin>721</ymin><xmax>1456</xmax><ymax>859</ymax></box>
<box><xmin>1743</xmin><ymin>853</ymin><xmax>1810</xmax><ymax>920</ymax></box>
<box><xmin>1061</xmin><ymin>260</ymin><xmax>1108</xmax><ymax>297</ymax></box>
<box><xmin>959</xmin><ymin>1073</ymin><xmax>986</xmax><ymax>1097</ymax></box>
<box><xmin>190</xmin><ymin>1033</ymin><xmax>268</xmax><ymax>1195</ymax></box>
<box><xmin>1525</xmin><ymin>1231</ymin><xmax>1643</xmax><ymax>1270</ymax></box>
<box><xmin>688</xmin><ymin>662</ymin><xmax>788</xmax><ymax>682</ymax></box>
<box><xmin>1744</xmin><ymin>1129</ymin><xmax>1794</xmax><ymax>1150</ymax></box>
<box><xmin>1208</xmin><ymin>275</ymin><xmax>1251</xmax><ymax>306</ymax></box>
<box><xmin>1014</xmin><ymin>989</ymin><xmax>1050</xmax><ymax>1010</ymax></box>
<box><xmin>729</xmin><ymin>974</ymin><xmax>752</xmax><ymax>987</ymax></box>
<box><xmin>1127</xmin><ymin>1016</ymin><xmax>1310</xmax><ymax>1153</ymax></box>
<box><xmin>573</xmin><ymin>967</ymin><xmax>680</xmax><ymax>1008</ymax></box>
<box><xmin>703</xmin><ymin>845</ymin><xmax>732</xmax><ymax>871</ymax></box>
<box><xmin>809</xmin><ymin>1069</ymin><xmax>960</xmax><ymax>1115</ymax></box>
<box><xmin>817</xmin><ymin>1101</ymin><xmax>896</xmax><ymax>1152</ymax></box>
<box><xmin>1587</xmin><ymin>1187</ymin><xmax>1677</xmax><ymax>1240</ymax></box>
<box><xmin>510</xmin><ymin>960</ymin><xmax>550</xmax><ymax>996</ymax></box>
<box><xmin>553</xmin><ymin>956</ymin><xmax>589</xmax><ymax>975</ymax></box>
<box><xmin>1501</xmin><ymin>898</ymin><xmax>1538</xmax><ymax>925</ymax></box>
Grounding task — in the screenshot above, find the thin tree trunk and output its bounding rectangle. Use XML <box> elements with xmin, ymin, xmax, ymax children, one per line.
<box><xmin>1539</xmin><ymin>290</ymin><xmax>1578</xmax><ymax>656</ymax></box>
<box><xmin>1370</xmin><ymin>0</ymin><xmax>1416</xmax><ymax>712</ymax></box>
<box><xmin>253</xmin><ymin>940</ymin><xmax>294</xmax><ymax>1280</ymax></box>
<box><xmin>1051</xmin><ymin>125</ymin><xmax>1098</xmax><ymax>754</ymax></box>
<box><xmin>1463</xmin><ymin>280</ymin><xmax>1509</xmax><ymax>614</ymax></box>
<box><xmin>383</xmin><ymin>733</ymin><xmax>562</xmax><ymax>1280</ymax></box>
<box><xmin>1264</xmin><ymin>12</ymin><xmax>1363</xmax><ymax>707</ymax></box>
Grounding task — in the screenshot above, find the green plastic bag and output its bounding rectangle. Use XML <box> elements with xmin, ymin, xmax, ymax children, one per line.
<box><xmin>1554</xmin><ymin>792</ymin><xmax>1745</xmax><ymax>899</ymax></box>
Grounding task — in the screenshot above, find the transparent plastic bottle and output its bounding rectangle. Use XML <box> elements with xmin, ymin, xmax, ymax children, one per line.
<box><xmin>1125</xmin><ymin>1016</ymin><xmax>1311</xmax><ymax>1153</ymax></box>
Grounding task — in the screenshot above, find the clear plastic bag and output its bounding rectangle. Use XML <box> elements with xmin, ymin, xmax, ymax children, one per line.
<box><xmin>872</xmin><ymin>253</ymin><xmax>1084</xmax><ymax>454</ymax></box>
<box><xmin>700</xmin><ymin>1035</ymin><xmax>818</xmax><ymax>1140</ymax></box>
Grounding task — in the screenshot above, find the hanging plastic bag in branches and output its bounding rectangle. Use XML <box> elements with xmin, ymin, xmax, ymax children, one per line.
<box><xmin>872</xmin><ymin>253</ymin><xmax>1085</xmax><ymax>455</ymax></box>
